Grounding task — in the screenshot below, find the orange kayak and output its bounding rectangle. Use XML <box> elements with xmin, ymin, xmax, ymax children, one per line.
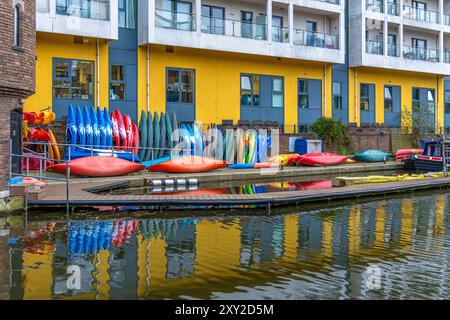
<box><xmin>47</xmin><ymin>156</ymin><xmax>145</xmax><ymax>177</ymax></box>
<box><xmin>149</xmin><ymin>156</ymin><xmax>227</xmax><ymax>173</ymax></box>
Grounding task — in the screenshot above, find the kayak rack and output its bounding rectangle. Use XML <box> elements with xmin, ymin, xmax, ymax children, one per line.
<box><xmin>148</xmin><ymin>178</ymin><xmax>198</xmax><ymax>186</ymax></box>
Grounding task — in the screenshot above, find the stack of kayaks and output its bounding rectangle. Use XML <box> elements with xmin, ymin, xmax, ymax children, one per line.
<box><xmin>65</xmin><ymin>105</ymin><xmax>140</xmax><ymax>162</ymax></box>
<box><xmin>395</xmin><ymin>148</ymin><xmax>423</xmax><ymax>162</ymax></box>
<box><xmin>353</xmin><ymin>150</ymin><xmax>391</xmax><ymax>162</ymax></box>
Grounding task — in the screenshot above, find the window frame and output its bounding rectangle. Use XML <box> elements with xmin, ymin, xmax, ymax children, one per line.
<box><xmin>201</xmin><ymin>4</ymin><xmax>225</xmax><ymax>35</ymax></box>
<box><xmin>360</xmin><ymin>83</ymin><xmax>371</xmax><ymax>111</ymax></box>
<box><xmin>332</xmin><ymin>81</ymin><xmax>343</xmax><ymax>110</ymax></box>
<box><xmin>271</xmin><ymin>76</ymin><xmax>284</xmax><ymax>108</ymax></box>
<box><xmin>166</xmin><ymin>67</ymin><xmax>196</xmax><ymax>104</ymax></box>
<box><xmin>13</xmin><ymin>4</ymin><xmax>20</xmax><ymax>47</ymax></box>
<box><xmin>240</xmin><ymin>73</ymin><xmax>260</xmax><ymax>107</ymax></box>
<box><xmin>445</xmin><ymin>90</ymin><xmax>450</xmax><ymax>114</ymax></box>
<box><xmin>52</xmin><ymin>58</ymin><xmax>95</xmax><ymax>101</ymax></box>
<box><xmin>118</xmin><ymin>0</ymin><xmax>136</xmax><ymax>29</ymax></box>
<box><xmin>110</xmin><ymin>64</ymin><xmax>126</xmax><ymax>101</ymax></box>
<box><xmin>384</xmin><ymin>85</ymin><xmax>394</xmax><ymax>112</ymax></box>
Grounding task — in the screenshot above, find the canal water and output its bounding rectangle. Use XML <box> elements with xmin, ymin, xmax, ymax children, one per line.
<box><xmin>1</xmin><ymin>191</ymin><xmax>449</xmax><ymax>300</ymax></box>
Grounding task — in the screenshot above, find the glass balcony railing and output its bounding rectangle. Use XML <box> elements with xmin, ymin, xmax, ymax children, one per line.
<box><xmin>444</xmin><ymin>14</ymin><xmax>450</xmax><ymax>26</ymax></box>
<box><xmin>366</xmin><ymin>40</ymin><xmax>383</xmax><ymax>55</ymax></box>
<box><xmin>201</xmin><ymin>16</ymin><xmax>267</xmax><ymax>40</ymax></box>
<box><xmin>314</xmin><ymin>0</ymin><xmax>340</xmax><ymax>5</ymax></box>
<box><xmin>272</xmin><ymin>26</ymin><xmax>289</xmax><ymax>43</ymax></box>
<box><xmin>366</xmin><ymin>0</ymin><xmax>384</xmax><ymax>13</ymax></box>
<box><xmin>293</xmin><ymin>29</ymin><xmax>339</xmax><ymax>49</ymax></box>
<box><xmin>387</xmin><ymin>2</ymin><xmax>400</xmax><ymax>16</ymax></box>
<box><xmin>37</xmin><ymin>0</ymin><xmax>49</xmax><ymax>13</ymax></box>
<box><xmin>403</xmin><ymin>5</ymin><xmax>439</xmax><ymax>24</ymax></box>
<box><xmin>403</xmin><ymin>46</ymin><xmax>439</xmax><ymax>62</ymax></box>
<box><xmin>156</xmin><ymin>9</ymin><xmax>196</xmax><ymax>31</ymax></box>
<box><xmin>444</xmin><ymin>51</ymin><xmax>450</xmax><ymax>64</ymax></box>
<box><xmin>387</xmin><ymin>43</ymin><xmax>400</xmax><ymax>57</ymax></box>
<box><xmin>56</xmin><ymin>0</ymin><xmax>110</xmax><ymax>20</ymax></box>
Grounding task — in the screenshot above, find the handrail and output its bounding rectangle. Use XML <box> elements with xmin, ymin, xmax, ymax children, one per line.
<box><xmin>403</xmin><ymin>5</ymin><xmax>439</xmax><ymax>23</ymax></box>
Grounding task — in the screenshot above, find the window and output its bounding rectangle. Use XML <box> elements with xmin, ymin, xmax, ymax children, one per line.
<box><xmin>167</xmin><ymin>68</ymin><xmax>195</xmax><ymax>104</ymax></box>
<box><xmin>272</xmin><ymin>16</ymin><xmax>283</xmax><ymax>43</ymax></box>
<box><xmin>201</xmin><ymin>5</ymin><xmax>224</xmax><ymax>35</ymax></box>
<box><xmin>240</xmin><ymin>74</ymin><xmax>259</xmax><ymax>107</ymax></box>
<box><xmin>360</xmin><ymin>84</ymin><xmax>370</xmax><ymax>111</ymax></box>
<box><xmin>119</xmin><ymin>0</ymin><xmax>136</xmax><ymax>29</ymax></box>
<box><xmin>306</xmin><ymin>21</ymin><xmax>317</xmax><ymax>46</ymax></box>
<box><xmin>53</xmin><ymin>59</ymin><xmax>94</xmax><ymax>100</ymax></box>
<box><xmin>384</xmin><ymin>86</ymin><xmax>393</xmax><ymax>112</ymax></box>
<box><xmin>110</xmin><ymin>65</ymin><xmax>125</xmax><ymax>100</ymax></box>
<box><xmin>13</xmin><ymin>5</ymin><xmax>20</xmax><ymax>47</ymax></box>
<box><xmin>272</xmin><ymin>77</ymin><xmax>283</xmax><ymax>108</ymax></box>
<box><xmin>298</xmin><ymin>80</ymin><xmax>309</xmax><ymax>109</ymax></box>
<box><xmin>445</xmin><ymin>91</ymin><xmax>450</xmax><ymax>114</ymax></box>
<box><xmin>241</xmin><ymin>11</ymin><xmax>253</xmax><ymax>39</ymax></box>
<box><xmin>332</xmin><ymin>82</ymin><xmax>342</xmax><ymax>110</ymax></box>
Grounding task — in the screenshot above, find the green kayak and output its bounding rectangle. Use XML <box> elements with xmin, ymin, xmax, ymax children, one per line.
<box><xmin>353</xmin><ymin>150</ymin><xmax>391</xmax><ymax>162</ymax></box>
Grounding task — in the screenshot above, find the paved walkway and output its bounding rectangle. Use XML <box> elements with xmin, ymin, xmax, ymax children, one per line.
<box><xmin>27</xmin><ymin>161</ymin><xmax>450</xmax><ymax>209</ymax></box>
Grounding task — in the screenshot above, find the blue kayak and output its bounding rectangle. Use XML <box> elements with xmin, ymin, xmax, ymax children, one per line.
<box><xmin>75</xmin><ymin>106</ymin><xmax>86</xmax><ymax>147</ymax></box>
<box><xmin>228</xmin><ymin>163</ymin><xmax>254</xmax><ymax>169</ymax></box>
<box><xmin>83</xmin><ymin>105</ymin><xmax>93</xmax><ymax>147</ymax></box>
<box><xmin>103</xmin><ymin>107</ymin><xmax>113</xmax><ymax>147</ymax></box>
<box><xmin>90</xmin><ymin>106</ymin><xmax>101</xmax><ymax>147</ymax></box>
<box><xmin>96</xmin><ymin>107</ymin><xmax>107</xmax><ymax>147</ymax></box>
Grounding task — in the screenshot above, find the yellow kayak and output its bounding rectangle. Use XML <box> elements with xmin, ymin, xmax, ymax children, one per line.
<box><xmin>268</xmin><ymin>153</ymin><xmax>299</xmax><ymax>166</ymax></box>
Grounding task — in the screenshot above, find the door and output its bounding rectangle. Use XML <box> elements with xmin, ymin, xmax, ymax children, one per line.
<box><xmin>298</xmin><ymin>79</ymin><xmax>322</xmax><ymax>130</ymax></box>
<box><xmin>384</xmin><ymin>85</ymin><xmax>401</xmax><ymax>127</ymax></box>
<box><xmin>412</xmin><ymin>38</ymin><xmax>427</xmax><ymax>60</ymax></box>
<box><xmin>201</xmin><ymin>5</ymin><xmax>224</xmax><ymax>34</ymax></box>
<box><xmin>272</xmin><ymin>16</ymin><xmax>283</xmax><ymax>42</ymax></box>
<box><xmin>166</xmin><ymin>68</ymin><xmax>195</xmax><ymax>122</ymax></box>
<box><xmin>306</xmin><ymin>21</ymin><xmax>317</xmax><ymax>46</ymax></box>
<box><xmin>360</xmin><ymin>83</ymin><xmax>375</xmax><ymax>124</ymax></box>
<box><xmin>10</xmin><ymin>109</ymin><xmax>22</xmax><ymax>176</ymax></box>
<box><xmin>412</xmin><ymin>1</ymin><xmax>426</xmax><ymax>21</ymax></box>
<box><xmin>241</xmin><ymin>11</ymin><xmax>253</xmax><ymax>38</ymax></box>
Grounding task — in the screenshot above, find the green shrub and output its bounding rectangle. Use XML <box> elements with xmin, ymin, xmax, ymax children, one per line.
<box><xmin>310</xmin><ymin>117</ymin><xmax>353</xmax><ymax>155</ymax></box>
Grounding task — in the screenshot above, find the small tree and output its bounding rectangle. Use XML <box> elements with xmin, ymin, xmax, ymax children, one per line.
<box><xmin>311</xmin><ymin>117</ymin><xmax>353</xmax><ymax>155</ymax></box>
<box><xmin>401</xmin><ymin>103</ymin><xmax>436</xmax><ymax>147</ymax></box>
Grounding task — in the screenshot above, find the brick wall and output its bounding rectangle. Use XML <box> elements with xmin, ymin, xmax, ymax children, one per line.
<box><xmin>0</xmin><ymin>0</ymin><xmax>36</xmax><ymax>192</ymax></box>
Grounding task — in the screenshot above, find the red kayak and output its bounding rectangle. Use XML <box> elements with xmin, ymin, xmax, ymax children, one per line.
<box><xmin>47</xmin><ymin>156</ymin><xmax>145</xmax><ymax>177</ymax></box>
<box><xmin>149</xmin><ymin>156</ymin><xmax>227</xmax><ymax>173</ymax></box>
<box><xmin>292</xmin><ymin>153</ymin><xmax>348</xmax><ymax>166</ymax></box>
<box><xmin>110</xmin><ymin>112</ymin><xmax>120</xmax><ymax>148</ymax></box>
<box><xmin>114</xmin><ymin>109</ymin><xmax>127</xmax><ymax>149</ymax></box>
<box><xmin>123</xmin><ymin>114</ymin><xmax>133</xmax><ymax>152</ymax></box>
<box><xmin>131</xmin><ymin>122</ymin><xmax>139</xmax><ymax>155</ymax></box>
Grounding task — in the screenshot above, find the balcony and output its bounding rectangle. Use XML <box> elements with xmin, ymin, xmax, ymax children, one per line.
<box><xmin>293</xmin><ymin>29</ymin><xmax>339</xmax><ymax>50</ymax></box>
<box><xmin>403</xmin><ymin>46</ymin><xmax>439</xmax><ymax>62</ymax></box>
<box><xmin>36</xmin><ymin>0</ymin><xmax>117</xmax><ymax>39</ymax></box>
<box><xmin>56</xmin><ymin>0</ymin><xmax>110</xmax><ymax>20</ymax></box>
<box><xmin>366</xmin><ymin>0</ymin><xmax>383</xmax><ymax>13</ymax></box>
<box><xmin>403</xmin><ymin>6</ymin><xmax>439</xmax><ymax>24</ymax></box>
<box><xmin>387</xmin><ymin>43</ymin><xmax>400</xmax><ymax>57</ymax></box>
<box><xmin>387</xmin><ymin>1</ymin><xmax>400</xmax><ymax>16</ymax></box>
<box><xmin>366</xmin><ymin>40</ymin><xmax>383</xmax><ymax>55</ymax></box>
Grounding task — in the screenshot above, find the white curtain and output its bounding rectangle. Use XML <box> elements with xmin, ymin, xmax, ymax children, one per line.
<box><xmin>126</xmin><ymin>0</ymin><xmax>136</xmax><ymax>28</ymax></box>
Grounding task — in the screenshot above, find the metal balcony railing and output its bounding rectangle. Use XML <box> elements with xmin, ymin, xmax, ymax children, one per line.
<box><xmin>444</xmin><ymin>14</ymin><xmax>450</xmax><ymax>26</ymax></box>
<box><xmin>293</xmin><ymin>29</ymin><xmax>339</xmax><ymax>49</ymax></box>
<box><xmin>403</xmin><ymin>46</ymin><xmax>439</xmax><ymax>62</ymax></box>
<box><xmin>366</xmin><ymin>40</ymin><xmax>383</xmax><ymax>55</ymax></box>
<box><xmin>387</xmin><ymin>43</ymin><xmax>400</xmax><ymax>57</ymax></box>
<box><xmin>156</xmin><ymin>8</ymin><xmax>196</xmax><ymax>31</ymax></box>
<box><xmin>272</xmin><ymin>26</ymin><xmax>289</xmax><ymax>43</ymax></box>
<box><xmin>56</xmin><ymin>0</ymin><xmax>110</xmax><ymax>21</ymax></box>
<box><xmin>403</xmin><ymin>5</ymin><xmax>439</xmax><ymax>24</ymax></box>
<box><xmin>444</xmin><ymin>51</ymin><xmax>450</xmax><ymax>64</ymax></box>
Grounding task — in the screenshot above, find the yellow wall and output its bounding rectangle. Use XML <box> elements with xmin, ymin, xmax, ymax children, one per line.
<box><xmin>138</xmin><ymin>44</ymin><xmax>332</xmax><ymax>131</ymax></box>
<box><xmin>348</xmin><ymin>66</ymin><xmax>444</xmax><ymax>129</ymax></box>
<box><xmin>24</xmin><ymin>32</ymin><xmax>109</xmax><ymax>113</ymax></box>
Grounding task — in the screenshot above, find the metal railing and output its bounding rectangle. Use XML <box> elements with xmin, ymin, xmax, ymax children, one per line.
<box><xmin>366</xmin><ymin>40</ymin><xmax>383</xmax><ymax>55</ymax></box>
<box><xmin>403</xmin><ymin>5</ymin><xmax>439</xmax><ymax>24</ymax></box>
<box><xmin>444</xmin><ymin>51</ymin><xmax>450</xmax><ymax>64</ymax></box>
<box><xmin>199</xmin><ymin>15</ymin><xmax>267</xmax><ymax>40</ymax></box>
<box><xmin>388</xmin><ymin>43</ymin><xmax>400</xmax><ymax>57</ymax></box>
<box><xmin>292</xmin><ymin>29</ymin><xmax>339</xmax><ymax>49</ymax></box>
<box><xmin>366</xmin><ymin>0</ymin><xmax>384</xmax><ymax>13</ymax></box>
<box><xmin>56</xmin><ymin>0</ymin><xmax>110</xmax><ymax>21</ymax></box>
<box><xmin>403</xmin><ymin>45</ymin><xmax>440</xmax><ymax>62</ymax></box>
<box><xmin>272</xmin><ymin>26</ymin><xmax>289</xmax><ymax>43</ymax></box>
<box><xmin>37</xmin><ymin>0</ymin><xmax>50</xmax><ymax>13</ymax></box>
<box><xmin>155</xmin><ymin>8</ymin><xmax>196</xmax><ymax>31</ymax></box>
<box><xmin>445</xmin><ymin>14</ymin><xmax>450</xmax><ymax>26</ymax></box>
<box><xmin>314</xmin><ymin>0</ymin><xmax>340</xmax><ymax>4</ymax></box>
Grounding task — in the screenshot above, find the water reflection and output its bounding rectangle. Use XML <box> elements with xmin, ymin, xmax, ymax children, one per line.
<box><xmin>1</xmin><ymin>193</ymin><xmax>450</xmax><ymax>299</ymax></box>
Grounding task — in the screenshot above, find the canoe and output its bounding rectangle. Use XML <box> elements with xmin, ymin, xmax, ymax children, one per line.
<box><xmin>138</xmin><ymin>111</ymin><xmax>147</xmax><ymax>160</ymax></box>
<box><xmin>75</xmin><ymin>106</ymin><xmax>86</xmax><ymax>146</ymax></box>
<box><xmin>149</xmin><ymin>156</ymin><xmax>226</xmax><ymax>173</ymax></box>
<box><xmin>291</xmin><ymin>153</ymin><xmax>348</xmax><ymax>166</ymax></box>
<box><xmin>110</xmin><ymin>112</ymin><xmax>120</xmax><ymax>148</ymax></box>
<box><xmin>268</xmin><ymin>154</ymin><xmax>298</xmax><ymax>166</ymax></box>
<box><xmin>131</xmin><ymin>123</ymin><xmax>139</xmax><ymax>155</ymax></box>
<box><xmin>90</xmin><ymin>106</ymin><xmax>101</xmax><ymax>147</ymax></box>
<box><xmin>153</xmin><ymin>112</ymin><xmax>160</xmax><ymax>159</ymax></box>
<box><xmin>103</xmin><ymin>108</ymin><xmax>113</xmax><ymax>147</ymax></box>
<box><xmin>23</xmin><ymin>112</ymin><xmax>37</xmax><ymax>125</ymax></box>
<box><xmin>225</xmin><ymin>129</ymin><xmax>235</xmax><ymax>163</ymax></box>
<box><xmin>123</xmin><ymin>114</ymin><xmax>133</xmax><ymax>151</ymax></box>
<box><xmin>244</xmin><ymin>131</ymin><xmax>250</xmax><ymax>164</ymax></box>
<box><xmin>249</xmin><ymin>129</ymin><xmax>257</xmax><ymax>163</ymax></box>
<box><xmin>83</xmin><ymin>106</ymin><xmax>93</xmax><ymax>147</ymax></box>
<box><xmin>353</xmin><ymin>150</ymin><xmax>391</xmax><ymax>162</ymax></box>
<box><xmin>48</xmin><ymin>129</ymin><xmax>61</xmax><ymax>160</ymax></box>
<box><xmin>65</xmin><ymin>149</ymin><xmax>140</xmax><ymax>162</ymax></box>
<box><xmin>159</xmin><ymin>112</ymin><xmax>166</xmax><ymax>158</ymax></box>
<box><xmin>193</xmin><ymin>122</ymin><xmax>203</xmax><ymax>156</ymax></box>
<box><xmin>48</xmin><ymin>156</ymin><xmax>145</xmax><ymax>177</ymax></box>
<box><xmin>144</xmin><ymin>112</ymin><xmax>153</xmax><ymax>161</ymax></box>
<box><xmin>171</xmin><ymin>112</ymin><xmax>179</xmax><ymax>145</ymax></box>
<box><xmin>258</xmin><ymin>130</ymin><xmax>268</xmax><ymax>163</ymax></box>
<box><xmin>97</xmin><ymin>107</ymin><xmax>106</xmax><ymax>147</ymax></box>
<box><xmin>34</xmin><ymin>112</ymin><xmax>45</xmax><ymax>124</ymax></box>
<box><xmin>236</xmin><ymin>129</ymin><xmax>244</xmax><ymax>163</ymax></box>
<box><xmin>165</xmin><ymin>112</ymin><xmax>173</xmax><ymax>150</ymax></box>
<box><xmin>115</xmin><ymin>109</ymin><xmax>127</xmax><ymax>149</ymax></box>
<box><xmin>142</xmin><ymin>155</ymin><xmax>185</xmax><ymax>168</ymax></box>
<box><xmin>228</xmin><ymin>163</ymin><xmax>254</xmax><ymax>169</ymax></box>
<box><xmin>42</xmin><ymin>111</ymin><xmax>55</xmax><ymax>124</ymax></box>
<box><xmin>66</xmin><ymin>105</ymin><xmax>77</xmax><ymax>146</ymax></box>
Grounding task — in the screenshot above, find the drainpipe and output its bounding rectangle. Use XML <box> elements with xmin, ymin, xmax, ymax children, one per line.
<box><xmin>97</xmin><ymin>39</ymin><xmax>100</xmax><ymax>107</ymax></box>
<box><xmin>354</xmin><ymin>67</ymin><xmax>358</xmax><ymax>124</ymax></box>
<box><xmin>437</xmin><ymin>74</ymin><xmax>440</xmax><ymax>132</ymax></box>
<box><xmin>324</xmin><ymin>63</ymin><xmax>327</xmax><ymax>117</ymax></box>
<box><xmin>147</xmin><ymin>44</ymin><xmax>150</xmax><ymax>113</ymax></box>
